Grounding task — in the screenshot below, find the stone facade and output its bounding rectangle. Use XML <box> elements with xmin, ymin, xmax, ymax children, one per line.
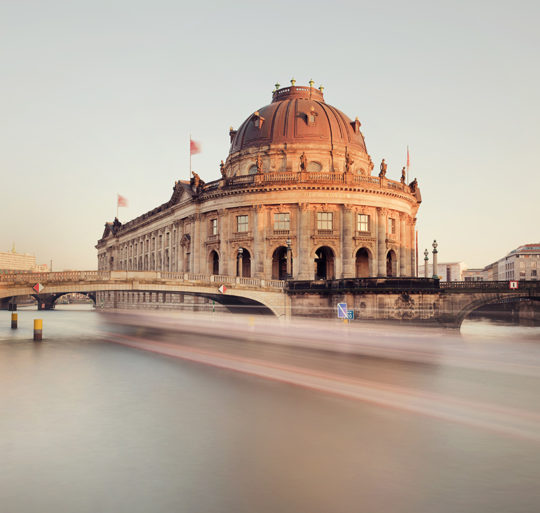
<box><xmin>96</xmin><ymin>83</ymin><xmax>422</xmax><ymax>307</ymax></box>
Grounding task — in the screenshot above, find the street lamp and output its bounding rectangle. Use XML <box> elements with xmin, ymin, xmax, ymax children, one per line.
<box><xmin>424</xmin><ymin>248</ymin><xmax>429</xmax><ymax>278</ymax></box>
<box><xmin>432</xmin><ymin>240</ymin><xmax>439</xmax><ymax>279</ymax></box>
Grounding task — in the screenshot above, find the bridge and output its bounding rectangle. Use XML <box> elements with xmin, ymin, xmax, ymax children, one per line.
<box><xmin>286</xmin><ymin>278</ymin><xmax>540</xmax><ymax>328</ymax></box>
<box><xmin>1</xmin><ymin>271</ymin><xmax>538</xmax><ymax>327</ymax></box>
<box><xmin>0</xmin><ymin>271</ymin><xmax>288</xmax><ymax>317</ymax></box>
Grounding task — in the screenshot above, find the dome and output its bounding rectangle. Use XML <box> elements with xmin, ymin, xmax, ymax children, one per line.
<box><xmin>229</xmin><ymin>84</ymin><xmax>368</xmax><ymax>155</ymax></box>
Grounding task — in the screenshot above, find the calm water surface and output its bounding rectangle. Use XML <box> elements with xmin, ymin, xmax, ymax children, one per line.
<box><xmin>1</xmin><ymin>306</ymin><xmax>539</xmax><ymax>513</ymax></box>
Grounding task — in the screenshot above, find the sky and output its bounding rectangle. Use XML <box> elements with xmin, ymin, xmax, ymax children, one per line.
<box><xmin>1</xmin><ymin>0</ymin><xmax>539</xmax><ymax>270</ymax></box>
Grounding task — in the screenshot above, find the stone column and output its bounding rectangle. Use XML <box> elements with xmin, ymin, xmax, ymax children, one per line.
<box><xmin>432</xmin><ymin>240</ymin><xmax>439</xmax><ymax>279</ymax></box>
<box><xmin>192</xmin><ymin>213</ymin><xmax>201</xmax><ymax>273</ymax></box>
<box><xmin>341</xmin><ymin>206</ymin><xmax>354</xmax><ymax>278</ymax></box>
<box><xmin>253</xmin><ymin>206</ymin><xmax>265</xmax><ymax>278</ymax></box>
<box><xmin>410</xmin><ymin>219</ymin><xmax>417</xmax><ymax>277</ymax></box>
<box><xmin>237</xmin><ymin>249</ymin><xmax>243</xmax><ymax>277</ymax></box>
<box><xmin>218</xmin><ymin>209</ymin><xmax>228</xmax><ymax>276</ymax></box>
<box><xmin>297</xmin><ymin>204</ymin><xmax>311</xmax><ymax>280</ymax></box>
<box><xmin>399</xmin><ymin>215</ymin><xmax>407</xmax><ymax>277</ymax></box>
<box><xmin>377</xmin><ymin>208</ymin><xmax>387</xmax><ymax>277</ymax></box>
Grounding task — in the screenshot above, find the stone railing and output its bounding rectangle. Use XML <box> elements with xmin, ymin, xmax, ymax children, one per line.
<box><xmin>225</xmin><ymin>171</ymin><xmax>411</xmax><ymax>193</ymax></box>
<box><xmin>0</xmin><ymin>270</ymin><xmax>109</xmax><ymax>284</ymax></box>
<box><xmin>441</xmin><ymin>280</ymin><xmax>540</xmax><ymax>291</ymax></box>
<box><xmin>0</xmin><ymin>270</ymin><xmax>286</xmax><ymax>290</ymax></box>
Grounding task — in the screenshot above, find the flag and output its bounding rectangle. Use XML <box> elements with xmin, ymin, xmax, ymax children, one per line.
<box><xmin>190</xmin><ymin>138</ymin><xmax>201</xmax><ymax>155</ymax></box>
<box><xmin>406</xmin><ymin>146</ymin><xmax>410</xmax><ymax>170</ymax></box>
<box><xmin>117</xmin><ymin>194</ymin><xmax>128</xmax><ymax>207</ymax></box>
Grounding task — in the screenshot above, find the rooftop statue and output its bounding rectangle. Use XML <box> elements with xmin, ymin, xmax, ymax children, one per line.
<box><xmin>191</xmin><ymin>171</ymin><xmax>205</xmax><ymax>193</ymax></box>
<box><xmin>379</xmin><ymin>159</ymin><xmax>387</xmax><ymax>178</ymax></box>
<box><xmin>220</xmin><ymin>160</ymin><xmax>226</xmax><ymax>179</ymax></box>
<box><xmin>401</xmin><ymin>167</ymin><xmax>406</xmax><ymax>184</ymax></box>
<box><xmin>345</xmin><ymin>151</ymin><xmax>354</xmax><ymax>173</ymax></box>
<box><xmin>256</xmin><ymin>154</ymin><xmax>263</xmax><ymax>173</ymax></box>
<box><xmin>300</xmin><ymin>152</ymin><xmax>307</xmax><ymax>172</ymax></box>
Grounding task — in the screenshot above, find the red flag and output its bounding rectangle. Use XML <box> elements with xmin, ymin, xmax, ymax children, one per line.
<box><xmin>190</xmin><ymin>139</ymin><xmax>201</xmax><ymax>155</ymax></box>
<box><xmin>117</xmin><ymin>194</ymin><xmax>128</xmax><ymax>207</ymax></box>
<box><xmin>406</xmin><ymin>146</ymin><xmax>410</xmax><ymax>170</ymax></box>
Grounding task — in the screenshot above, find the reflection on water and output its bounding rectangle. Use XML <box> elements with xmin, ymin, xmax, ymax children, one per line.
<box><xmin>1</xmin><ymin>308</ymin><xmax>539</xmax><ymax>513</ymax></box>
<box><xmin>462</xmin><ymin>317</ymin><xmax>540</xmax><ymax>341</ymax></box>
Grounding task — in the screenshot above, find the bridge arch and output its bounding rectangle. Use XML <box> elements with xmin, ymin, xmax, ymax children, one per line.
<box><xmin>452</xmin><ymin>294</ymin><xmax>540</xmax><ymax>329</ymax></box>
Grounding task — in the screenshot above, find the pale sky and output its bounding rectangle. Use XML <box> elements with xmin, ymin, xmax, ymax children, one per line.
<box><xmin>1</xmin><ymin>0</ymin><xmax>539</xmax><ymax>270</ymax></box>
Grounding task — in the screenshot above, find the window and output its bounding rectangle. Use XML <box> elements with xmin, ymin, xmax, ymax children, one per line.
<box><xmin>388</xmin><ymin>218</ymin><xmax>396</xmax><ymax>235</ymax></box>
<box><xmin>274</xmin><ymin>213</ymin><xmax>290</xmax><ymax>231</ymax></box>
<box><xmin>532</xmin><ymin>270</ymin><xmax>537</xmax><ymax>277</ymax></box>
<box><xmin>520</xmin><ymin>271</ymin><xmax>526</xmax><ymax>277</ymax></box>
<box><xmin>210</xmin><ymin>219</ymin><xmax>218</xmax><ymax>235</ymax></box>
<box><xmin>237</xmin><ymin>215</ymin><xmax>248</xmax><ymax>232</ymax></box>
<box><xmin>357</xmin><ymin>214</ymin><xmax>370</xmax><ymax>232</ymax></box>
<box><xmin>317</xmin><ymin>212</ymin><xmax>333</xmax><ymax>231</ymax></box>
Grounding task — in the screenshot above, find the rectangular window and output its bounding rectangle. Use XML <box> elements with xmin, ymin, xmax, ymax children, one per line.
<box><xmin>274</xmin><ymin>213</ymin><xmax>290</xmax><ymax>231</ymax></box>
<box><xmin>211</xmin><ymin>219</ymin><xmax>218</xmax><ymax>235</ymax></box>
<box><xmin>388</xmin><ymin>218</ymin><xmax>396</xmax><ymax>235</ymax></box>
<box><xmin>317</xmin><ymin>212</ymin><xmax>333</xmax><ymax>231</ymax></box>
<box><xmin>357</xmin><ymin>214</ymin><xmax>370</xmax><ymax>232</ymax></box>
<box><xmin>237</xmin><ymin>215</ymin><xmax>248</xmax><ymax>232</ymax></box>
<box><xmin>532</xmin><ymin>270</ymin><xmax>537</xmax><ymax>277</ymax></box>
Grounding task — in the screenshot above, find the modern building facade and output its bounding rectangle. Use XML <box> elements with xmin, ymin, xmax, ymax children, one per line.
<box><xmin>495</xmin><ymin>243</ymin><xmax>540</xmax><ymax>281</ymax></box>
<box><xmin>96</xmin><ymin>82</ymin><xmax>422</xmax><ymax>299</ymax></box>
<box><xmin>0</xmin><ymin>247</ymin><xmax>48</xmax><ymax>273</ymax></box>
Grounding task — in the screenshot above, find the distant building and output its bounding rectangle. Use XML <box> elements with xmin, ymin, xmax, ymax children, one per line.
<box><xmin>462</xmin><ymin>268</ymin><xmax>488</xmax><ymax>282</ymax></box>
<box><xmin>495</xmin><ymin>243</ymin><xmax>540</xmax><ymax>281</ymax></box>
<box><xmin>0</xmin><ymin>248</ymin><xmax>48</xmax><ymax>273</ymax></box>
<box><xmin>421</xmin><ymin>261</ymin><xmax>466</xmax><ymax>282</ymax></box>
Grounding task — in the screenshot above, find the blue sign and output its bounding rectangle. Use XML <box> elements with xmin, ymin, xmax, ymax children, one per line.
<box><xmin>337</xmin><ymin>303</ymin><xmax>348</xmax><ymax>318</ymax></box>
<box><xmin>347</xmin><ymin>310</ymin><xmax>354</xmax><ymax>320</ymax></box>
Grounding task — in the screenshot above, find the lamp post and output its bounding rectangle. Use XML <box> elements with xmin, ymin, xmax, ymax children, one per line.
<box><xmin>238</xmin><ymin>247</ymin><xmax>243</xmax><ymax>278</ymax></box>
<box><xmin>286</xmin><ymin>238</ymin><xmax>292</xmax><ymax>279</ymax></box>
<box><xmin>432</xmin><ymin>240</ymin><xmax>439</xmax><ymax>279</ymax></box>
<box><xmin>424</xmin><ymin>248</ymin><xmax>429</xmax><ymax>278</ymax></box>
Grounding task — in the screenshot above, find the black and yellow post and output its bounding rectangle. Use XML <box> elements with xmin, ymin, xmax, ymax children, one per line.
<box><xmin>11</xmin><ymin>313</ymin><xmax>18</xmax><ymax>329</ymax></box>
<box><xmin>33</xmin><ymin>319</ymin><xmax>43</xmax><ymax>341</ymax></box>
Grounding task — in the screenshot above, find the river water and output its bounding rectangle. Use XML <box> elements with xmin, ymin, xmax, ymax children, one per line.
<box><xmin>1</xmin><ymin>306</ymin><xmax>539</xmax><ymax>513</ymax></box>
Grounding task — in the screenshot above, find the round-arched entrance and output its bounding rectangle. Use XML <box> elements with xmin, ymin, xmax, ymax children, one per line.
<box><xmin>236</xmin><ymin>248</ymin><xmax>251</xmax><ymax>278</ymax></box>
<box><xmin>386</xmin><ymin>249</ymin><xmax>397</xmax><ymax>277</ymax></box>
<box><xmin>272</xmin><ymin>246</ymin><xmax>291</xmax><ymax>280</ymax></box>
<box><xmin>209</xmin><ymin>250</ymin><xmax>219</xmax><ymax>275</ymax></box>
<box><xmin>355</xmin><ymin>248</ymin><xmax>371</xmax><ymax>277</ymax></box>
<box><xmin>315</xmin><ymin>246</ymin><xmax>335</xmax><ymax>280</ymax></box>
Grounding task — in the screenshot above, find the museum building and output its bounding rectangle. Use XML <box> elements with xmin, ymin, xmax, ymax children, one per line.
<box><xmin>96</xmin><ymin>81</ymin><xmax>422</xmax><ymax>293</ymax></box>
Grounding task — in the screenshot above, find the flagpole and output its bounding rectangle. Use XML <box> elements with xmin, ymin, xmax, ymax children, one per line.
<box><xmin>189</xmin><ymin>133</ymin><xmax>192</xmax><ymax>178</ymax></box>
<box><xmin>116</xmin><ymin>194</ymin><xmax>118</xmax><ymax>219</ymax></box>
<box><xmin>406</xmin><ymin>145</ymin><xmax>409</xmax><ymax>184</ymax></box>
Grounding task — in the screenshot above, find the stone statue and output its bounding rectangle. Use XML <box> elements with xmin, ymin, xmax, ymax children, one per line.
<box><xmin>409</xmin><ymin>177</ymin><xmax>417</xmax><ymax>191</ymax></box>
<box><xmin>379</xmin><ymin>159</ymin><xmax>387</xmax><ymax>178</ymax></box>
<box><xmin>220</xmin><ymin>160</ymin><xmax>226</xmax><ymax>179</ymax></box>
<box><xmin>300</xmin><ymin>152</ymin><xmax>307</xmax><ymax>172</ymax></box>
<box><xmin>345</xmin><ymin>151</ymin><xmax>354</xmax><ymax>173</ymax></box>
<box><xmin>191</xmin><ymin>171</ymin><xmax>205</xmax><ymax>193</ymax></box>
<box><xmin>400</xmin><ymin>167</ymin><xmax>406</xmax><ymax>184</ymax></box>
<box><xmin>256</xmin><ymin>154</ymin><xmax>263</xmax><ymax>173</ymax></box>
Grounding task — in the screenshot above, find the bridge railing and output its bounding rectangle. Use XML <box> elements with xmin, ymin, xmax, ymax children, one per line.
<box><xmin>0</xmin><ymin>270</ymin><xmax>286</xmax><ymax>290</ymax></box>
<box><xmin>441</xmin><ymin>280</ymin><xmax>540</xmax><ymax>291</ymax></box>
<box><xmin>0</xmin><ymin>270</ymin><xmax>111</xmax><ymax>284</ymax></box>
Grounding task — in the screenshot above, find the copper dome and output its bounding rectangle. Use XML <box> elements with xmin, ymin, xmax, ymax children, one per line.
<box><xmin>229</xmin><ymin>85</ymin><xmax>368</xmax><ymax>154</ymax></box>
